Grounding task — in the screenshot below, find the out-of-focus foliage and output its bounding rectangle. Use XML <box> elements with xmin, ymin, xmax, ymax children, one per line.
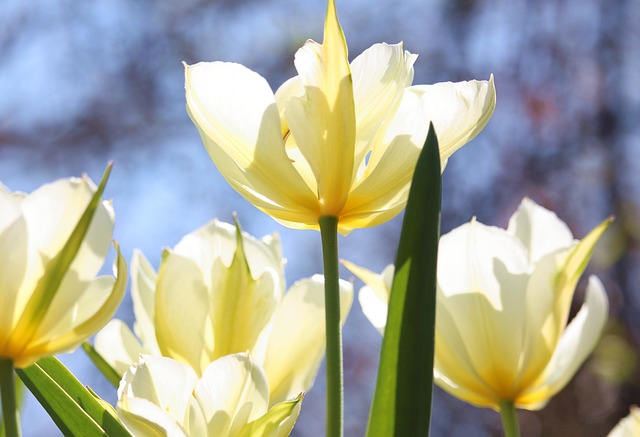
<box><xmin>1</xmin><ymin>0</ymin><xmax>639</xmax><ymax>435</ymax></box>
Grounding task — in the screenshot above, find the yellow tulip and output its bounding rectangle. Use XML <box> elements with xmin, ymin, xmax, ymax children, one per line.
<box><xmin>345</xmin><ymin>198</ymin><xmax>610</xmax><ymax>411</ymax></box>
<box><xmin>0</xmin><ymin>173</ymin><xmax>126</xmax><ymax>368</ymax></box>
<box><xmin>95</xmin><ymin>219</ymin><xmax>352</xmax><ymax>404</ymax></box>
<box><xmin>184</xmin><ymin>0</ymin><xmax>496</xmax><ymax>234</ymax></box>
<box><xmin>117</xmin><ymin>353</ymin><xmax>302</xmax><ymax>437</ymax></box>
<box><xmin>608</xmin><ymin>406</ymin><xmax>640</xmax><ymax>437</ymax></box>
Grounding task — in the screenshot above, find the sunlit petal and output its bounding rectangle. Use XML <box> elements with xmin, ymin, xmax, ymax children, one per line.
<box><xmin>263</xmin><ymin>275</ymin><xmax>353</xmax><ymax>404</ymax></box>
<box><xmin>195</xmin><ymin>353</ymin><xmax>270</xmax><ymax>436</ymax></box>
<box><xmin>95</xmin><ymin>319</ymin><xmax>146</xmax><ymax>376</ymax></box>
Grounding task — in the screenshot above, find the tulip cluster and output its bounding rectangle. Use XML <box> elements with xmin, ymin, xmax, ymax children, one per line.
<box><xmin>94</xmin><ymin>219</ymin><xmax>353</xmax><ymax>405</ymax></box>
<box><xmin>346</xmin><ymin>198</ymin><xmax>611</xmax><ymax>424</ymax></box>
<box><xmin>2</xmin><ymin>0</ymin><xmax>628</xmax><ymax>436</ymax></box>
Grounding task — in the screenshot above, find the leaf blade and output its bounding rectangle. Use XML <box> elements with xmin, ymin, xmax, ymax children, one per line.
<box><xmin>367</xmin><ymin>123</ymin><xmax>441</xmax><ymax>436</ymax></box>
<box><xmin>16</xmin><ymin>356</ymin><xmax>131</xmax><ymax>437</ymax></box>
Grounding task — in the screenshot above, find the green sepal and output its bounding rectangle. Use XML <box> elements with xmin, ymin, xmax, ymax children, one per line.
<box><xmin>239</xmin><ymin>393</ymin><xmax>304</xmax><ymax>437</ymax></box>
<box><xmin>16</xmin><ymin>356</ymin><xmax>131</xmax><ymax>437</ymax></box>
<box><xmin>366</xmin><ymin>123</ymin><xmax>441</xmax><ymax>436</ymax></box>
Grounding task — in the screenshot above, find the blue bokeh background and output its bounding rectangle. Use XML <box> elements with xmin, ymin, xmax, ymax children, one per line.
<box><xmin>1</xmin><ymin>0</ymin><xmax>639</xmax><ymax>435</ymax></box>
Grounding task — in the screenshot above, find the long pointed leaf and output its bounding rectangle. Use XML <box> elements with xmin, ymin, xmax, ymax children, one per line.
<box><xmin>16</xmin><ymin>356</ymin><xmax>131</xmax><ymax>437</ymax></box>
<box><xmin>367</xmin><ymin>123</ymin><xmax>441</xmax><ymax>436</ymax></box>
<box><xmin>82</xmin><ymin>342</ymin><xmax>121</xmax><ymax>389</ymax></box>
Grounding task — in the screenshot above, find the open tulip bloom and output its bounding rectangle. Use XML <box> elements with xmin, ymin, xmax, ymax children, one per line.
<box><xmin>185</xmin><ymin>0</ymin><xmax>494</xmax><ymax>433</ymax></box>
<box><xmin>184</xmin><ymin>2</ymin><xmax>495</xmax><ymax>234</ymax></box>
<box><xmin>0</xmin><ymin>169</ymin><xmax>126</xmax><ymax>436</ymax></box>
<box><xmin>345</xmin><ymin>198</ymin><xmax>611</xmax><ymax>435</ymax></box>
<box><xmin>94</xmin><ymin>219</ymin><xmax>353</xmax><ymax>405</ymax></box>
<box><xmin>117</xmin><ymin>353</ymin><xmax>302</xmax><ymax>437</ymax></box>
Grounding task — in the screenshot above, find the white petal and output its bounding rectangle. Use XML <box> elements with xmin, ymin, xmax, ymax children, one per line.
<box><xmin>195</xmin><ymin>353</ymin><xmax>269</xmax><ymax>436</ymax></box>
<box><xmin>155</xmin><ymin>251</ymin><xmax>211</xmax><ymax>374</ymax></box>
<box><xmin>350</xmin><ymin>43</ymin><xmax>417</xmax><ymax>167</ymax></box>
<box><xmin>0</xmin><ymin>198</ymin><xmax>27</xmax><ymax>350</ymax></box>
<box><xmin>607</xmin><ymin>405</ymin><xmax>640</xmax><ymax>437</ymax></box>
<box><xmin>263</xmin><ymin>275</ymin><xmax>353</xmax><ymax>404</ymax></box>
<box><xmin>117</xmin><ymin>355</ymin><xmax>197</xmax><ymax>436</ymax></box>
<box><xmin>21</xmin><ymin>177</ymin><xmax>114</xmax><ymax>291</ymax></box>
<box><xmin>436</xmin><ymin>220</ymin><xmax>533</xmax><ymax>398</ymax></box>
<box><xmin>438</xmin><ymin>219</ymin><xmax>528</xmax><ymax>302</ymax></box>
<box><xmin>411</xmin><ymin>75</ymin><xmax>496</xmax><ymax>163</ymax></box>
<box><xmin>342</xmin><ymin>261</ymin><xmax>392</xmax><ymax>335</ymax></box>
<box><xmin>519</xmin><ymin>276</ymin><xmax>608</xmax><ymax>409</ymax></box>
<box><xmin>131</xmin><ymin>250</ymin><xmax>161</xmax><ymax>355</ymax></box>
<box><xmin>94</xmin><ymin>319</ymin><xmax>146</xmax><ymax>376</ymax></box>
<box><xmin>32</xmin><ymin>274</ymin><xmax>115</xmax><ymax>346</ymax></box>
<box><xmin>507</xmin><ymin>197</ymin><xmax>574</xmax><ymax>265</ymax></box>
<box><xmin>185</xmin><ymin>62</ymin><xmax>318</xmax><ymax>222</ymax></box>
<box><xmin>173</xmin><ymin>219</ymin><xmax>283</xmax><ymax>290</ymax></box>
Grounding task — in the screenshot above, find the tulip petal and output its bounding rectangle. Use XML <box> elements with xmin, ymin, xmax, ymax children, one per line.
<box><xmin>342</xmin><ymin>261</ymin><xmax>392</xmax><ymax>335</ymax></box>
<box><xmin>185</xmin><ymin>61</ymin><xmax>318</xmax><ymax>224</ymax></box>
<box><xmin>208</xmin><ymin>229</ymin><xmax>279</xmax><ymax>362</ymax></box>
<box><xmin>435</xmin><ymin>289</ymin><xmax>506</xmax><ymax>409</ymax></box>
<box><xmin>436</xmin><ymin>220</ymin><xmax>532</xmax><ymax>400</ymax></box>
<box><xmin>413</xmin><ymin>75</ymin><xmax>496</xmax><ymax>165</ymax></box>
<box><xmin>173</xmin><ymin>219</ymin><xmax>283</xmax><ymax>292</ymax></box>
<box><xmin>350</xmin><ymin>43</ymin><xmax>417</xmax><ymax>170</ymax></box>
<box><xmin>194</xmin><ymin>353</ymin><xmax>270</xmax><ymax>436</ymax></box>
<box><xmin>155</xmin><ymin>250</ymin><xmax>211</xmax><ymax>374</ymax></box>
<box><xmin>284</xmin><ymin>0</ymin><xmax>356</xmax><ymax>216</ymax></box>
<box><xmin>20</xmin><ymin>177</ymin><xmax>114</xmax><ymax>297</ymax></box>
<box><xmin>262</xmin><ymin>275</ymin><xmax>353</xmax><ymax>404</ymax></box>
<box><xmin>507</xmin><ymin>198</ymin><xmax>574</xmax><ymax>265</ymax></box>
<box><xmin>94</xmin><ymin>319</ymin><xmax>146</xmax><ymax>376</ymax></box>
<box><xmin>608</xmin><ymin>405</ymin><xmax>640</xmax><ymax>437</ymax></box>
<box><xmin>131</xmin><ymin>250</ymin><xmax>161</xmax><ymax>355</ymax></box>
<box><xmin>117</xmin><ymin>355</ymin><xmax>197</xmax><ymax>436</ymax></box>
<box><xmin>19</xmin><ymin>242</ymin><xmax>127</xmax><ymax>367</ymax></box>
<box><xmin>517</xmin><ymin>276</ymin><xmax>608</xmax><ymax>409</ymax></box>
<box><xmin>0</xmin><ymin>194</ymin><xmax>28</xmax><ymax>352</ymax></box>
<box><xmin>553</xmin><ymin>217</ymin><xmax>612</xmax><ymax>336</ymax></box>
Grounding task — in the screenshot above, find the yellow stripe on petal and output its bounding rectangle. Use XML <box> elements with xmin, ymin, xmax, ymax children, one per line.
<box><xmin>285</xmin><ymin>0</ymin><xmax>356</xmax><ymax>217</ymax></box>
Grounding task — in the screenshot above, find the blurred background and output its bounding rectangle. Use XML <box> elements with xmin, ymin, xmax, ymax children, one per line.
<box><xmin>1</xmin><ymin>0</ymin><xmax>639</xmax><ymax>435</ymax></box>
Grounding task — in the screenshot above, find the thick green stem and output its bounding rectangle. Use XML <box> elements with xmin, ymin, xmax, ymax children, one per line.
<box><xmin>499</xmin><ymin>400</ymin><xmax>520</xmax><ymax>437</ymax></box>
<box><xmin>318</xmin><ymin>216</ymin><xmax>342</xmax><ymax>437</ymax></box>
<box><xmin>0</xmin><ymin>359</ymin><xmax>21</xmax><ymax>437</ymax></box>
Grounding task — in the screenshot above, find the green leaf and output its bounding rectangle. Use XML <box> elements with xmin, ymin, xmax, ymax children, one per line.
<box><xmin>366</xmin><ymin>123</ymin><xmax>441</xmax><ymax>437</ymax></box>
<box><xmin>82</xmin><ymin>342</ymin><xmax>121</xmax><ymax>389</ymax></box>
<box><xmin>16</xmin><ymin>356</ymin><xmax>131</xmax><ymax>437</ymax></box>
<box><xmin>9</xmin><ymin>164</ymin><xmax>113</xmax><ymax>352</ymax></box>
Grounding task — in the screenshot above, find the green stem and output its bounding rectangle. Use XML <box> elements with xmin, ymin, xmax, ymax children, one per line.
<box><xmin>0</xmin><ymin>359</ymin><xmax>21</xmax><ymax>437</ymax></box>
<box><xmin>499</xmin><ymin>400</ymin><xmax>520</xmax><ymax>437</ymax></box>
<box><xmin>318</xmin><ymin>216</ymin><xmax>342</xmax><ymax>437</ymax></box>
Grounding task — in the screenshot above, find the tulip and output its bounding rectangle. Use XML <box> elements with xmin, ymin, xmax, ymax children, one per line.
<box><xmin>117</xmin><ymin>353</ymin><xmax>303</xmax><ymax>437</ymax></box>
<box><xmin>95</xmin><ymin>219</ymin><xmax>352</xmax><ymax>404</ymax></box>
<box><xmin>0</xmin><ymin>170</ymin><xmax>126</xmax><ymax>368</ymax></box>
<box><xmin>346</xmin><ymin>198</ymin><xmax>610</xmax><ymax>418</ymax></box>
<box><xmin>608</xmin><ymin>406</ymin><xmax>640</xmax><ymax>437</ymax></box>
<box><xmin>184</xmin><ymin>0</ymin><xmax>495</xmax><ymax>235</ymax></box>
<box><xmin>0</xmin><ymin>169</ymin><xmax>126</xmax><ymax>437</ymax></box>
<box><xmin>185</xmin><ymin>1</ymin><xmax>493</xmax><ymax>434</ymax></box>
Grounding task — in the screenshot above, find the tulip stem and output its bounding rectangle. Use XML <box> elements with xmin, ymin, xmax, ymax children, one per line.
<box><xmin>499</xmin><ymin>400</ymin><xmax>520</xmax><ymax>437</ymax></box>
<box><xmin>319</xmin><ymin>215</ymin><xmax>343</xmax><ymax>437</ymax></box>
<box><xmin>0</xmin><ymin>358</ymin><xmax>21</xmax><ymax>437</ymax></box>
